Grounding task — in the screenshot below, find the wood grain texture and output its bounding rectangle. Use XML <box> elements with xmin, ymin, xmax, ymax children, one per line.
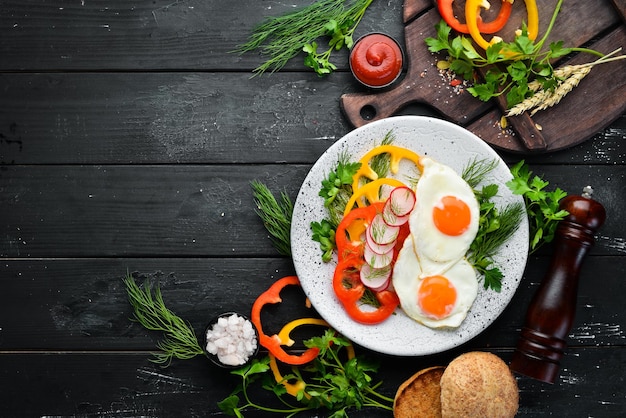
<box><xmin>342</xmin><ymin>0</ymin><xmax>626</xmax><ymax>152</ymax></box>
<box><xmin>1</xmin><ymin>348</ymin><xmax>625</xmax><ymax>417</ymax></box>
<box><xmin>1</xmin><ymin>165</ymin><xmax>623</xmax><ymax>257</ymax></box>
<box><xmin>1</xmin><ymin>256</ymin><xmax>624</xmax><ymax>350</ymax></box>
<box><xmin>1</xmin><ymin>0</ymin><xmax>625</xmax><ymax>416</ymax></box>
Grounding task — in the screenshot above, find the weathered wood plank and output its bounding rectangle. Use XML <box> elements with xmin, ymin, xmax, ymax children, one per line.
<box><xmin>0</xmin><ymin>0</ymin><xmax>404</xmax><ymax>72</ymax></box>
<box><xmin>1</xmin><ymin>255</ymin><xmax>623</xmax><ymax>350</ymax></box>
<box><xmin>0</xmin><ymin>0</ymin><xmax>621</xmax><ymax>72</ymax></box>
<box><xmin>1</xmin><ymin>347</ymin><xmax>624</xmax><ymax>417</ymax></box>
<box><xmin>0</xmin><ymin>165</ymin><xmax>624</xmax><ymax>257</ymax></box>
<box><xmin>1</xmin><ymin>72</ymin><xmax>624</xmax><ymax>165</ymax></box>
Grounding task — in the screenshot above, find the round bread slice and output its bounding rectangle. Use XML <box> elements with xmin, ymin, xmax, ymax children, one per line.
<box><xmin>440</xmin><ymin>351</ymin><xmax>519</xmax><ymax>418</ymax></box>
<box><xmin>394</xmin><ymin>366</ymin><xmax>445</xmax><ymax>418</ymax></box>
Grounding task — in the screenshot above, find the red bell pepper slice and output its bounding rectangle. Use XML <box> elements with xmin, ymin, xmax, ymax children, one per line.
<box><xmin>250</xmin><ymin>276</ymin><xmax>320</xmax><ymax>365</ymax></box>
<box><xmin>333</xmin><ymin>257</ymin><xmax>400</xmax><ymax>324</ymax></box>
<box><xmin>335</xmin><ymin>202</ymin><xmax>385</xmax><ymax>261</ymax></box>
<box><xmin>437</xmin><ymin>0</ymin><xmax>512</xmax><ymax>34</ymax></box>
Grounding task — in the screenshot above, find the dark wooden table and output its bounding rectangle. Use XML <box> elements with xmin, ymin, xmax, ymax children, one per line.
<box><xmin>1</xmin><ymin>1</ymin><xmax>625</xmax><ymax>416</ymax></box>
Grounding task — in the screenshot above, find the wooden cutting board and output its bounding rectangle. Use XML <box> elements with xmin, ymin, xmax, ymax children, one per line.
<box><xmin>340</xmin><ymin>0</ymin><xmax>626</xmax><ymax>153</ymax></box>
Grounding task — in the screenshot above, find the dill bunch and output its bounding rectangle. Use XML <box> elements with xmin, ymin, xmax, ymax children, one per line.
<box><xmin>236</xmin><ymin>0</ymin><xmax>373</xmax><ymax>75</ymax></box>
<box><xmin>124</xmin><ymin>274</ymin><xmax>204</xmax><ymax>366</ymax></box>
<box><xmin>462</xmin><ymin>158</ymin><xmax>525</xmax><ymax>291</ymax></box>
<box><xmin>251</xmin><ymin>180</ymin><xmax>293</xmax><ymax>256</ymax></box>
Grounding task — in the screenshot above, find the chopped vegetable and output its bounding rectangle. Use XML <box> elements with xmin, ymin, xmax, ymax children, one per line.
<box><xmin>335</xmin><ymin>202</ymin><xmax>384</xmax><ymax>261</ymax></box>
<box><xmin>426</xmin><ymin>0</ymin><xmax>605</xmax><ymax>108</ymax></box>
<box><xmin>344</xmin><ymin>177</ymin><xmax>406</xmax><ymax>214</ymax></box>
<box><xmin>359</xmin><ymin>263</ymin><xmax>392</xmax><ymax>291</ymax></box>
<box><xmin>267</xmin><ymin>318</ymin><xmax>355</xmax><ymax>398</ymax></box>
<box><xmin>218</xmin><ymin>330</ymin><xmax>394</xmax><ymax>416</ymax></box>
<box><xmin>368</xmin><ymin>213</ymin><xmax>400</xmax><ymax>246</ymax></box>
<box><xmin>333</xmin><ymin>257</ymin><xmax>400</xmax><ymax>324</ymax></box>
<box><xmin>437</xmin><ymin>0</ymin><xmax>513</xmax><ymax>35</ymax></box>
<box><xmin>250</xmin><ymin>276</ymin><xmax>320</xmax><ymax>365</ymax></box>
<box><xmin>386</xmin><ymin>186</ymin><xmax>416</xmax><ymax>217</ymax></box>
<box><xmin>352</xmin><ymin>144</ymin><xmax>422</xmax><ymax>192</ymax></box>
<box><xmin>465</xmin><ymin>0</ymin><xmax>538</xmax><ymax>52</ymax></box>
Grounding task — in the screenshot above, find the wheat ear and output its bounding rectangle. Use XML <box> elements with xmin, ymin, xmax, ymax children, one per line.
<box><xmin>507</xmin><ymin>48</ymin><xmax>625</xmax><ymax>117</ymax></box>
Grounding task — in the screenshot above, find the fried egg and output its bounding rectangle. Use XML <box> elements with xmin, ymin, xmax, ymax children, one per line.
<box><xmin>409</xmin><ymin>157</ymin><xmax>479</xmax><ymax>277</ymax></box>
<box><xmin>392</xmin><ymin>236</ymin><xmax>478</xmax><ymax>328</ymax></box>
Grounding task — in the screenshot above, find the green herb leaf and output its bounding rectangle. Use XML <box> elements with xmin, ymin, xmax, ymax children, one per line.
<box><xmin>423</xmin><ymin>0</ymin><xmax>605</xmax><ymax>109</ymax></box>
<box><xmin>311</xmin><ymin>219</ymin><xmax>337</xmax><ymax>262</ymax></box>
<box><xmin>219</xmin><ymin>330</ymin><xmax>393</xmax><ymax>416</ymax></box>
<box><xmin>506</xmin><ymin>160</ymin><xmax>569</xmax><ymax>252</ymax></box>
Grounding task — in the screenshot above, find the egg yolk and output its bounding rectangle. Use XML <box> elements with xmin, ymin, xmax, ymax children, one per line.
<box><xmin>432</xmin><ymin>195</ymin><xmax>471</xmax><ymax>236</ymax></box>
<box><xmin>418</xmin><ymin>275</ymin><xmax>457</xmax><ymax>319</ymax></box>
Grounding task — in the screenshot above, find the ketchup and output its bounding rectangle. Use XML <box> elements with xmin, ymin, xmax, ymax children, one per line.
<box><xmin>350</xmin><ymin>33</ymin><xmax>403</xmax><ymax>88</ymax></box>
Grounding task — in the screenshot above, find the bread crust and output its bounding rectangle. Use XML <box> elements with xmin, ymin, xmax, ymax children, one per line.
<box><xmin>394</xmin><ymin>366</ymin><xmax>445</xmax><ymax>418</ymax></box>
<box><xmin>440</xmin><ymin>351</ymin><xmax>519</xmax><ymax>418</ymax></box>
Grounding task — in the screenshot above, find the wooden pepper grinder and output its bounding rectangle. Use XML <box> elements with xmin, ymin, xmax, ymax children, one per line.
<box><xmin>510</xmin><ymin>186</ymin><xmax>606</xmax><ymax>383</ymax></box>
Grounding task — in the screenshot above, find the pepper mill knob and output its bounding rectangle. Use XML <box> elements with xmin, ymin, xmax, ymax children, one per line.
<box><xmin>509</xmin><ymin>186</ymin><xmax>606</xmax><ymax>383</ymax></box>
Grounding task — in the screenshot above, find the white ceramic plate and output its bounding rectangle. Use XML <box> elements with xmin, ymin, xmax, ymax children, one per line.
<box><xmin>291</xmin><ymin>116</ymin><xmax>529</xmax><ymax>356</ymax></box>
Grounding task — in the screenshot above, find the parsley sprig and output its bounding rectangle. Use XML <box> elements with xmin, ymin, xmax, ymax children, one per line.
<box><xmin>425</xmin><ymin>0</ymin><xmax>604</xmax><ymax>108</ymax></box>
<box><xmin>218</xmin><ymin>330</ymin><xmax>393</xmax><ymax>417</ymax></box>
<box><xmin>506</xmin><ymin>160</ymin><xmax>568</xmax><ymax>252</ymax></box>
<box><xmin>311</xmin><ymin>154</ymin><xmax>361</xmax><ymax>261</ymax></box>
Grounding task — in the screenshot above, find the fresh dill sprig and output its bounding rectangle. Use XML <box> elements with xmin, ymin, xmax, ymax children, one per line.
<box><xmin>236</xmin><ymin>0</ymin><xmax>373</xmax><ymax>76</ymax></box>
<box><xmin>319</xmin><ymin>152</ymin><xmax>362</xmax><ymax>226</ymax></box>
<box><xmin>469</xmin><ymin>199</ymin><xmax>526</xmax><ymax>292</ymax></box>
<box><xmin>251</xmin><ymin>180</ymin><xmax>294</xmax><ymax>256</ymax></box>
<box><xmin>462</xmin><ymin>158</ymin><xmax>524</xmax><ymax>291</ymax></box>
<box><xmin>368</xmin><ymin>130</ymin><xmax>395</xmax><ymax>179</ymax></box>
<box><xmin>124</xmin><ymin>274</ymin><xmax>204</xmax><ymax>366</ymax></box>
<box><xmin>462</xmin><ymin>157</ymin><xmax>499</xmax><ymax>189</ymax></box>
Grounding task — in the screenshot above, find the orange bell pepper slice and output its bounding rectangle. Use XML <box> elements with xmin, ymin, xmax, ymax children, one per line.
<box><xmin>250</xmin><ymin>276</ymin><xmax>320</xmax><ymax>365</ymax></box>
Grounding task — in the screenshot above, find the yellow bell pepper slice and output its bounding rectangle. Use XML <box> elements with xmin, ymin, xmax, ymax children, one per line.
<box><xmin>466</xmin><ymin>0</ymin><xmax>538</xmax><ymax>52</ymax></box>
<box><xmin>344</xmin><ymin>177</ymin><xmax>407</xmax><ymax>215</ymax></box>
<box><xmin>276</xmin><ymin>318</ymin><xmax>329</xmax><ymax>347</ymax></box>
<box><xmin>351</xmin><ymin>144</ymin><xmax>422</xmax><ymax>192</ymax></box>
<box><xmin>268</xmin><ymin>318</ymin><xmax>355</xmax><ymax>398</ymax></box>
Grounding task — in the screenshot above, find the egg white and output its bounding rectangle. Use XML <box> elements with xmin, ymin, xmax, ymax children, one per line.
<box><xmin>409</xmin><ymin>157</ymin><xmax>479</xmax><ymax>277</ymax></box>
<box><xmin>392</xmin><ymin>236</ymin><xmax>479</xmax><ymax>328</ymax></box>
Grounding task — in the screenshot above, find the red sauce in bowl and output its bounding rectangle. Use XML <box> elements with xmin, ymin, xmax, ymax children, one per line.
<box><xmin>350</xmin><ymin>33</ymin><xmax>403</xmax><ymax>88</ymax></box>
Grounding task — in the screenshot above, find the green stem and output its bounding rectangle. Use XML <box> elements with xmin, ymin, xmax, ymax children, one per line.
<box><xmin>534</xmin><ymin>0</ymin><xmax>563</xmax><ymax>52</ymax></box>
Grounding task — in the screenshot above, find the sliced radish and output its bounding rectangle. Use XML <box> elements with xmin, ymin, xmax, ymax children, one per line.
<box><xmin>363</xmin><ymin>244</ymin><xmax>394</xmax><ymax>269</ymax></box>
<box><xmin>368</xmin><ymin>213</ymin><xmax>400</xmax><ymax>245</ymax></box>
<box><xmin>382</xmin><ymin>199</ymin><xmax>411</xmax><ymax>227</ymax></box>
<box><xmin>388</xmin><ymin>186</ymin><xmax>416</xmax><ymax>217</ymax></box>
<box><xmin>360</xmin><ymin>263</ymin><xmax>392</xmax><ymax>291</ymax></box>
<box><xmin>366</xmin><ymin>226</ymin><xmax>396</xmax><ymax>254</ymax></box>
